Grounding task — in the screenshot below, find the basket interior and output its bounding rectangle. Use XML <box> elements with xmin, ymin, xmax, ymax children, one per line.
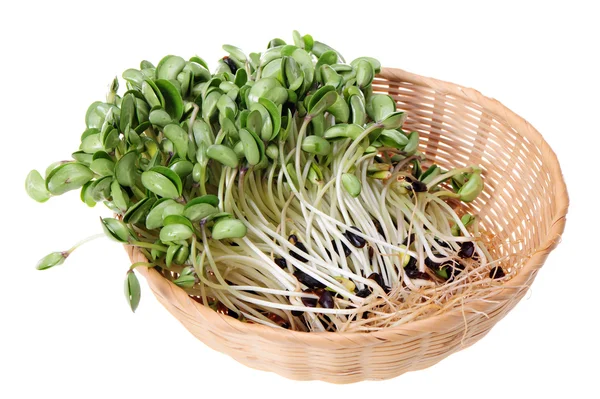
<box><xmin>373</xmin><ymin>76</ymin><xmax>556</xmax><ymax>271</ymax></box>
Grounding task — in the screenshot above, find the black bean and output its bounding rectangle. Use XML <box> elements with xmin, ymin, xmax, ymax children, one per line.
<box><xmin>447</xmin><ymin>261</ymin><xmax>465</xmax><ymax>281</ymax></box>
<box><xmin>404</xmin><ymin>263</ymin><xmax>419</xmax><ymax>278</ymax></box>
<box><xmin>489</xmin><ymin>266</ymin><xmax>506</xmax><ymax>279</ymax></box>
<box><xmin>345</xmin><ymin>227</ymin><xmax>366</xmax><ymax>248</ymax></box>
<box><xmin>274</xmin><ymin>257</ymin><xmax>287</xmax><ymax>269</ymax></box>
<box><xmin>368</xmin><ymin>272</ymin><xmax>384</xmax><ymax>287</ymax></box>
<box><xmin>404</xmin><ymin>262</ymin><xmax>431</xmax><ymax>280</ymax></box>
<box><xmin>229</xmin><ymin>241</ymin><xmax>239</xmax><ymax>246</ymax></box>
<box><xmin>288</xmin><ymin>234</ymin><xmax>298</xmax><ymax>245</ymax></box>
<box><xmin>355</xmin><ymin>287</ymin><xmax>372</xmax><ymax>298</ymax></box>
<box><xmin>301</xmin><ymin>291</ymin><xmax>318</xmax><ymax>307</ymax></box>
<box><xmin>373</xmin><ymin>219</ymin><xmax>386</xmax><ymax>239</ymax></box>
<box><xmin>320</xmin><ymin>314</ymin><xmax>336</xmax><ymax>331</ymax></box>
<box><xmin>434</xmin><ymin>238</ymin><xmax>451</xmax><ymax>249</ymax></box>
<box><xmin>317</xmin><ymin>289</ymin><xmax>334</xmax><ymax>309</ymax></box>
<box><xmin>458</xmin><ymin>241</ymin><xmax>475</xmax><ymax>259</ymax></box>
<box><xmin>290</xmin><ymin>241</ymin><xmax>308</xmax><ymax>263</ymax></box>
<box><xmin>411</xmin><ymin>180</ymin><xmax>428</xmax><ymax>192</ymax></box>
<box><xmin>217</xmin><ymin>302</ymin><xmax>239</xmax><ymax>319</ymax></box>
<box><xmin>291</xmin><ymin>310</ymin><xmax>304</xmax><ymax>317</ymax></box>
<box><xmin>222</xmin><ymin>56</ymin><xmax>238</xmax><ymax>73</ymax></box>
<box><xmin>268</xmin><ymin>313</ymin><xmax>289</xmax><ymax>328</ymax></box>
<box><xmin>425</xmin><ymin>257</ymin><xmax>441</xmax><ymax>270</ymax></box>
<box><xmin>368</xmin><ymin>246</ymin><xmax>374</xmax><ymax>260</ymax></box>
<box><xmin>402</xmin><ymin>234</ymin><xmax>416</xmax><ymax>246</ymax></box>
<box><xmin>294</xmin><ymin>270</ymin><xmax>326</xmax><ymax>289</ymax></box>
<box><xmin>331</xmin><ymin>239</ymin><xmax>351</xmax><ymax>257</ymax></box>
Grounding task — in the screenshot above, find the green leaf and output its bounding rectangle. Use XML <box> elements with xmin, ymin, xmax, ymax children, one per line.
<box><xmin>110</xmin><ymin>180</ymin><xmax>129</xmax><ymax>212</ymax></box>
<box><xmin>258</xmin><ymin>97</ymin><xmax>282</xmax><ymax>140</ymax></box>
<box><xmin>163</xmin><ymin>124</ymin><xmax>189</xmax><ymax>160</ymax></box>
<box><xmin>323</xmin><ymin>124</ymin><xmax>364</xmax><ymax>141</ymax></box>
<box><xmin>115</xmin><ymin>151</ymin><xmax>139</xmax><ymax>187</ymax></box>
<box><xmin>156</xmin><ymin>55</ymin><xmax>186</xmax><ymax>80</ymax></box>
<box><xmin>25</xmin><ymin>170</ymin><xmax>50</xmax><ymax>202</ymax></box>
<box><xmin>368</xmin><ymin>94</ymin><xmax>396</xmax><ymax>122</ymax></box>
<box><xmin>146</xmin><ymin>199</ymin><xmax>177</xmax><ymax>230</ymax></box>
<box><xmin>46</xmin><ymin>163</ymin><xmax>94</xmax><ymax>195</ymax></box>
<box><xmin>186</xmin><ymin>195</ymin><xmax>219</xmax><ymax>208</ymax></box>
<box><xmin>380</xmin><ymin>111</ymin><xmax>407</xmax><ymax>130</ymax></box>
<box><xmin>90</xmin><ymin>158</ymin><xmax>115</xmax><ymax>177</ymax></box>
<box><xmin>301</xmin><ymin>136</ymin><xmax>331</xmax><ymax>156</ymax></box>
<box><xmin>183</xmin><ymin>202</ymin><xmax>218</xmax><ymax>222</ymax></box>
<box><xmin>141</xmin><ymin>166</ymin><xmax>183</xmax><ymax>199</ymax></box>
<box><xmin>206</xmin><ymin>144</ymin><xmax>239</xmax><ymax>168</ymax></box>
<box><xmin>101</xmin><ymin>217</ymin><xmax>130</xmax><ymax>243</ymax></box>
<box><xmin>211</xmin><ymin>219</ymin><xmax>247</xmax><ymax>240</ymax></box>
<box><xmin>160</xmin><ymin>223</ymin><xmax>193</xmax><ymax>242</ymax></box>
<box><xmin>155</xmin><ymin>79</ymin><xmax>184</xmax><ymax>121</ymax></box>
<box><xmin>124</xmin><ymin>271</ymin><xmax>141</xmax><ymax>312</ymax></box>
<box><xmin>36</xmin><ymin>252</ymin><xmax>67</xmax><ymax>270</ymax></box>
<box><xmin>342</xmin><ymin>173</ymin><xmax>361</xmax><ymax>197</ymax></box>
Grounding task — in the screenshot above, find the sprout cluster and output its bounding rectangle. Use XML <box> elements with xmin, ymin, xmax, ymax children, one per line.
<box><xmin>26</xmin><ymin>32</ymin><xmax>500</xmax><ymax>332</ymax></box>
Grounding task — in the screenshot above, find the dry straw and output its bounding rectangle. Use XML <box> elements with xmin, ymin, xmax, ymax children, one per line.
<box><xmin>127</xmin><ymin>67</ymin><xmax>568</xmax><ymax>383</ymax></box>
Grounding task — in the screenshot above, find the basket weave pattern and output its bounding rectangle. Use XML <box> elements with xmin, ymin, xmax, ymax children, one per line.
<box><xmin>127</xmin><ymin>67</ymin><xmax>568</xmax><ymax>383</ymax></box>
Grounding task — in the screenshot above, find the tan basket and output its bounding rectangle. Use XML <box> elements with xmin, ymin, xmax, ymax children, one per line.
<box><xmin>127</xmin><ymin>67</ymin><xmax>568</xmax><ymax>383</ymax></box>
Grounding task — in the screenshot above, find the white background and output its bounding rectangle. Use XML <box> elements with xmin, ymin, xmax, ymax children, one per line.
<box><xmin>1</xmin><ymin>1</ymin><xmax>598</xmax><ymax>397</ymax></box>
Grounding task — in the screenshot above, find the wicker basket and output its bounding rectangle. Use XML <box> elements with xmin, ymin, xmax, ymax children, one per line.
<box><xmin>127</xmin><ymin>67</ymin><xmax>568</xmax><ymax>383</ymax></box>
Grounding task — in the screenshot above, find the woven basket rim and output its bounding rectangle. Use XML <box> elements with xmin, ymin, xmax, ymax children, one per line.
<box><xmin>134</xmin><ymin>66</ymin><xmax>569</xmax><ymax>342</ymax></box>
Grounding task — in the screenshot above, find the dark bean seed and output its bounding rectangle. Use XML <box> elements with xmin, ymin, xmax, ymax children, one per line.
<box><xmin>411</xmin><ymin>180</ymin><xmax>428</xmax><ymax>192</ymax></box>
<box><xmin>345</xmin><ymin>227</ymin><xmax>366</xmax><ymax>248</ymax></box>
<box><xmin>190</xmin><ymin>296</ymin><xmax>203</xmax><ymax>304</ymax></box>
<box><xmin>320</xmin><ymin>314</ymin><xmax>336</xmax><ymax>331</ymax></box>
<box><xmin>425</xmin><ymin>257</ymin><xmax>441</xmax><ymax>270</ymax></box>
<box><xmin>316</xmin><ymin>289</ymin><xmax>334</xmax><ymax>309</ymax></box>
<box><xmin>229</xmin><ymin>241</ymin><xmax>239</xmax><ymax>246</ymax></box>
<box><xmin>404</xmin><ymin>262</ymin><xmax>419</xmax><ymax>278</ymax></box>
<box><xmin>355</xmin><ymin>287</ymin><xmax>372</xmax><ymax>298</ymax></box>
<box><xmin>489</xmin><ymin>266</ymin><xmax>506</xmax><ymax>279</ymax></box>
<box><xmin>268</xmin><ymin>312</ymin><xmax>289</xmax><ymax>328</ymax></box>
<box><xmin>294</xmin><ymin>270</ymin><xmax>326</xmax><ymax>289</ymax></box>
<box><xmin>402</xmin><ymin>234</ymin><xmax>416</xmax><ymax>246</ymax></box>
<box><xmin>373</xmin><ymin>219</ymin><xmax>386</xmax><ymax>239</ymax></box>
<box><xmin>368</xmin><ymin>246</ymin><xmax>374</xmax><ymax>259</ymax></box>
<box><xmin>288</xmin><ymin>234</ymin><xmax>298</xmax><ymax>245</ymax></box>
<box><xmin>447</xmin><ymin>261</ymin><xmax>465</xmax><ymax>281</ymax></box>
<box><xmin>404</xmin><ymin>261</ymin><xmax>431</xmax><ymax>280</ymax></box>
<box><xmin>290</xmin><ymin>241</ymin><xmax>308</xmax><ymax>263</ymax></box>
<box><xmin>291</xmin><ymin>310</ymin><xmax>303</xmax><ymax>317</ymax></box>
<box><xmin>331</xmin><ymin>239</ymin><xmax>351</xmax><ymax>257</ymax></box>
<box><xmin>434</xmin><ymin>238</ymin><xmax>451</xmax><ymax>249</ymax></box>
<box><xmin>368</xmin><ymin>272</ymin><xmax>384</xmax><ymax>287</ymax></box>
<box><xmin>217</xmin><ymin>302</ymin><xmax>238</xmax><ymax>318</ymax></box>
<box><xmin>458</xmin><ymin>241</ymin><xmax>475</xmax><ymax>259</ymax></box>
<box><xmin>222</xmin><ymin>56</ymin><xmax>238</xmax><ymax>73</ymax></box>
<box><xmin>274</xmin><ymin>257</ymin><xmax>287</xmax><ymax>269</ymax></box>
<box><xmin>301</xmin><ymin>291</ymin><xmax>318</xmax><ymax>307</ymax></box>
